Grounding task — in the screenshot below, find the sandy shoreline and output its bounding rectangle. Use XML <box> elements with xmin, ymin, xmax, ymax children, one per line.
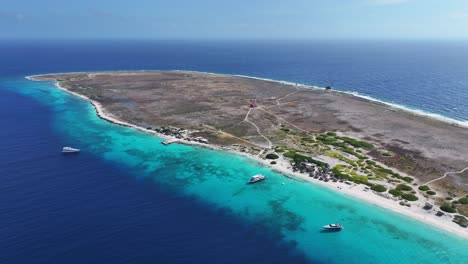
<box><xmin>26</xmin><ymin>74</ymin><xmax>468</xmax><ymax>240</ymax></box>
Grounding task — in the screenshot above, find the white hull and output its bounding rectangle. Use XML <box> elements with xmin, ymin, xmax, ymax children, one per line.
<box><xmin>62</xmin><ymin>147</ymin><xmax>80</xmax><ymax>153</ymax></box>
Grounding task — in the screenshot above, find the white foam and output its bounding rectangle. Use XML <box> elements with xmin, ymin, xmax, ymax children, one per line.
<box><xmin>340</xmin><ymin>91</ymin><xmax>468</xmax><ymax>128</ymax></box>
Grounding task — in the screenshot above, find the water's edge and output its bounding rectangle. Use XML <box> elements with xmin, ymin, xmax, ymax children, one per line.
<box><xmin>26</xmin><ymin>73</ymin><xmax>468</xmax><ymax>240</ymax></box>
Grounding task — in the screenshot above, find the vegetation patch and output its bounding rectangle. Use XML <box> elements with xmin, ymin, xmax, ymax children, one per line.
<box><xmin>426</xmin><ymin>191</ymin><xmax>436</xmax><ymax>196</ymax></box>
<box><xmin>337</xmin><ymin>136</ymin><xmax>374</xmax><ymax>149</ymax></box>
<box><xmin>324</xmin><ymin>152</ymin><xmax>356</xmax><ymax>166</ymax></box>
<box><xmin>418</xmin><ymin>185</ymin><xmax>430</xmax><ymax>191</ymax></box>
<box><xmin>341</xmin><ymin>147</ymin><xmax>367</xmax><ymax>159</ymax></box>
<box><xmin>396</xmin><ymin>184</ymin><xmax>413</xmax><ymax>191</ymax></box>
<box><xmin>389</xmin><ymin>189</ymin><xmax>402</xmax><ymax>197</ymax></box>
<box><xmin>401</xmin><ymin>176</ymin><xmax>414</xmax><ymax>183</ymax></box>
<box><xmin>371</xmin><ymin>184</ymin><xmax>387</xmax><ymax>192</ymax></box>
<box><xmin>453</xmin><ymin>215</ymin><xmax>468</xmax><ymax>228</ymax></box>
<box><xmin>401</xmin><ymin>193</ymin><xmax>418</xmax><ymax>201</ymax></box>
<box><xmin>351</xmin><ymin>175</ymin><xmax>369</xmax><ymax>184</ymax></box>
<box><xmin>266</xmin><ymin>153</ymin><xmax>279</xmax><ymax>160</ymax></box>
<box><xmin>459</xmin><ymin>197</ymin><xmax>468</xmax><ymax>205</ymax></box>
<box><xmin>331</xmin><ymin>165</ymin><xmax>351</xmax><ymax>180</ymax></box>
<box><xmin>440</xmin><ymin>204</ymin><xmax>457</xmax><ymax>213</ymax></box>
<box><xmin>316</xmin><ymin>135</ymin><xmax>346</xmax><ymax>148</ymax></box>
<box><xmin>283</xmin><ymin>151</ymin><xmax>327</xmax><ymax>168</ymax></box>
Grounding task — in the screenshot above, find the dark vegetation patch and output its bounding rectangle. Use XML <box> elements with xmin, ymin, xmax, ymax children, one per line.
<box><xmin>283</xmin><ymin>151</ymin><xmax>327</xmax><ymax>168</ymax></box>
<box><xmin>266</xmin><ymin>153</ymin><xmax>279</xmax><ymax>159</ymax></box>
<box><xmin>371</xmin><ymin>184</ymin><xmax>387</xmax><ymax>192</ymax></box>
<box><xmin>459</xmin><ymin>197</ymin><xmax>468</xmax><ymax>205</ymax></box>
<box><xmin>440</xmin><ymin>204</ymin><xmax>457</xmax><ymax>213</ymax></box>
<box><xmin>418</xmin><ymin>185</ymin><xmax>430</xmax><ymax>191</ymax></box>
<box><xmin>396</xmin><ymin>184</ymin><xmax>413</xmax><ymax>191</ymax></box>
<box><xmin>401</xmin><ymin>193</ymin><xmax>418</xmax><ymax>201</ymax></box>
<box><xmin>453</xmin><ymin>215</ymin><xmax>468</xmax><ymax>228</ymax></box>
<box><xmin>389</xmin><ymin>189</ymin><xmax>402</xmax><ymax>197</ymax></box>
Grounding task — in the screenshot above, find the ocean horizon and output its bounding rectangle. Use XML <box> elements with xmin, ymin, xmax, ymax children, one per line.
<box><xmin>1</xmin><ymin>40</ymin><xmax>468</xmax><ymax>263</ymax></box>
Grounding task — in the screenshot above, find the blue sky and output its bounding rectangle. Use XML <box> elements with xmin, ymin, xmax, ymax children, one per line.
<box><xmin>1</xmin><ymin>0</ymin><xmax>468</xmax><ymax>39</ymax></box>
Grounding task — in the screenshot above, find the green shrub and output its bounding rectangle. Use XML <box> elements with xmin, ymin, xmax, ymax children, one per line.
<box><xmin>351</xmin><ymin>175</ymin><xmax>369</xmax><ymax>184</ymax></box>
<box><xmin>265</xmin><ymin>153</ymin><xmax>279</xmax><ymax>159</ymax></box>
<box><xmin>446</xmin><ymin>197</ymin><xmax>453</xmax><ymax>200</ymax></box>
<box><xmin>396</xmin><ymin>184</ymin><xmax>413</xmax><ymax>191</ymax></box>
<box><xmin>371</xmin><ymin>184</ymin><xmax>387</xmax><ymax>192</ymax></box>
<box><xmin>326</xmin><ymin>132</ymin><xmax>337</xmax><ymax>136</ymax></box>
<box><xmin>283</xmin><ymin>151</ymin><xmax>327</xmax><ymax>168</ymax></box>
<box><xmin>338</xmin><ymin>136</ymin><xmax>374</xmax><ymax>149</ymax></box>
<box><xmin>389</xmin><ymin>189</ymin><xmax>402</xmax><ymax>197</ymax></box>
<box><xmin>381</xmin><ymin>152</ymin><xmax>391</xmax><ymax>157</ymax></box>
<box><xmin>401</xmin><ymin>193</ymin><xmax>418</xmax><ymax>201</ymax></box>
<box><xmin>402</xmin><ymin>177</ymin><xmax>414</xmax><ymax>183</ymax></box>
<box><xmin>440</xmin><ymin>204</ymin><xmax>457</xmax><ymax>213</ymax></box>
<box><xmin>426</xmin><ymin>191</ymin><xmax>436</xmax><ymax>196</ymax></box>
<box><xmin>301</xmin><ymin>137</ymin><xmax>314</xmax><ymax>143</ymax></box>
<box><xmin>418</xmin><ymin>185</ymin><xmax>430</xmax><ymax>191</ymax></box>
<box><xmin>331</xmin><ymin>166</ymin><xmax>351</xmax><ymax>180</ymax></box>
<box><xmin>459</xmin><ymin>197</ymin><xmax>468</xmax><ymax>205</ymax></box>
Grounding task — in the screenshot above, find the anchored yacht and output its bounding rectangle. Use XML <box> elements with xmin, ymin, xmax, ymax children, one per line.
<box><xmin>323</xmin><ymin>223</ymin><xmax>343</xmax><ymax>231</ymax></box>
<box><xmin>249</xmin><ymin>174</ymin><xmax>266</xmax><ymax>184</ymax></box>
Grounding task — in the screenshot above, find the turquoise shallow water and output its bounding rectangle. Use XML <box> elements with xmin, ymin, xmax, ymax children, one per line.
<box><xmin>7</xmin><ymin>78</ymin><xmax>468</xmax><ymax>264</ymax></box>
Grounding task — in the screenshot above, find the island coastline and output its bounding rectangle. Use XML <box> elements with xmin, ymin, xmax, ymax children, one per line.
<box><xmin>26</xmin><ymin>71</ymin><xmax>468</xmax><ymax>239</ymax></box>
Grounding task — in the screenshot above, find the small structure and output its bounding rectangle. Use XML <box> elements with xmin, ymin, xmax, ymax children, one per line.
<box><xmin>249</xmin><ymin>100</ymin><xmax>257</xmax><ymax>108</ymax></box>
<box><xmin>423</xmin><ymin>202</ymin><xmax>434</xmax><ymax>210</ymax></box>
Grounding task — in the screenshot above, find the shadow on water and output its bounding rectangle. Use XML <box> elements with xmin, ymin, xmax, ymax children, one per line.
<box><xmin>319</xmin><ymin>229</ymin><xmax>343</xmax><ymax>234</ymax></box>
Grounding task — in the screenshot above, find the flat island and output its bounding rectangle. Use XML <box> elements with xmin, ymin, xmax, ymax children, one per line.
<box><xmin>30</xmin><ymin>71</ymin><xmax>468</xmax><ymax>236</ymax></box>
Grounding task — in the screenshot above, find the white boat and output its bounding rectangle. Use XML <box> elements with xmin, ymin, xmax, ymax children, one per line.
<box><xmin>249</xmin><ymin>174</ymin><xmax>266</xmax><ymax>184</ymax></box>
<box><xmin>62</xmin><ymin>147</ymin><xmax>80</xmax><ymax>153</ymax></box>
<box><xmin>323</xmin><ymin>223</ymin><xmax>343</xmax><ymax>231</ymax></box>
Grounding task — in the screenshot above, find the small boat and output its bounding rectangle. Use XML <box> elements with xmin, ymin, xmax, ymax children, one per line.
<box><xmin>62</xmin><ymin>147</ymin><xmax>80</xmax><ymax>153</ymax></box>
<box><xmin>249</xmin><ymin>174</ymin><xmax>266</xmax><ymax>184</ymax></box>
<box><xmin>323</xmin><ymin>223</ymin><xmax>343</xmax><ymax>231</ymax></box>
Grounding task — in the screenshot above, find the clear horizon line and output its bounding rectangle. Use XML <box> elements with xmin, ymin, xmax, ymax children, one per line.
<box><xmin>1</xmin><ymin>36</ymin><xmax>468</xmax><ymax>42</ymax></box>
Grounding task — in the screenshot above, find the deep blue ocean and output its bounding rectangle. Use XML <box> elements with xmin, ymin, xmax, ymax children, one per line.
<box><xmin>1</xmin><ymin>40</ymin><xmax>468</xmax><ymax>264</ymax></box>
